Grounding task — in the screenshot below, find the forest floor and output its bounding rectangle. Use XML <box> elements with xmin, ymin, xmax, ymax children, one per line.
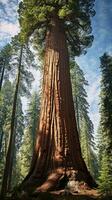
<box><xmin>6</xmin><ymin>189</ymin><xmax>112</xmax><ymax>200</ymax></box>
<box><xmin>32</xmin><ymin>190</ymin><xmax>111</xmax><ymax>200</ymax></box>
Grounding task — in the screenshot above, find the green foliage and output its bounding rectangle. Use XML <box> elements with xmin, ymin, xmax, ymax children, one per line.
<box><xmin>26</xmin><ymin>91</ymin><xmax>40</xmax><ymax>147</ymax></box>
<box><xmin>8</xmin><ymin>37</ymin><xmax>38</xmax><ymax>188</ymax></box>
<box><xmin>0</xmin><ymin>81</ymin><xmax>25</xmax><ymax>188</ymax></box>
<box><xmin>16</xmin><ymin>91</ymin><xmax>40</xmax><ymax>182</ymax></box>
<box><xmin>18</xmin><ymin>0</ymin><xmax>95</xmax><ymax>56</ymax></box>
<box><xmin>10</xmin><ymin>36</ymin><xmax>36</xmax><ymax>97</ymax></box>
<box><xmin>99</xmin><ymin>154</ymin><xmax>112</xmax><ymax>195</ymax></box>
<box><xmin>0</xmin><ymin>43</ymin><xmax>12</xmax><ymax>71</ymax></box>
<box><xmin>11</xmin><ymin>95</ymin><xmax>25</xmax><ymax>187</ymax></box>
<box><xmin>98</xmin><ymin>53</ymin><xmax>112</xmax><ymax>194</ymax></box>
<box><xmin>0</xmin><ymin>81</ymin><xmax>14</xmax><ymax>188</ymax></box>
<box><xmin>71</xmin><ymin>61</ymin><xmax>98</xmax><ymax>177</ymax></box>
<box><xmin>15</xmin><ymin>128</ymin><xmax>33</xmax><ymax>183</ymax></box>
<box><xmin>0</xmin><ymin>80</ymin><xmax>14</xmax><ymax>143</ymax></box>
<box><xmin>0</xmin><ymin>36</ymin><xmax>37</xmax><ymax>190</ymax></box>
<box><xmin>15</xmin><ymin>95</ymin><xmax>25</xmax><ymax>151</ymax></box>
<box><xmin>0</xmin><ymin>44</ymin><xmax>12</xmax><ymax>89</ymax></box>
<box><xmin>58</xmin><ymin>5</ymin><xmax>72</xmax><ymax>18</ymax></box>
<box><xmin>70</xmin><ymin>60</ymin><xmax>89</xmax><ymax>120</ymax></box>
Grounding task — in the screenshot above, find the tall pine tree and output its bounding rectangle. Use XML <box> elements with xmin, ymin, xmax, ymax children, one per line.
<box><xmin>1</xmin><ymin>36</ymin><xmax>36</xmax><ymax>197</ymax></box>
<box><xmin>0</xmin><ymin>81</ymin><xmax>14</xmax><ymax>189</ymax></box>
<box><xmin>71</xmin><ymin>61</ymin><xmax>97</xmax><ymax>178</ymax></box>
<box><xmin>0</xmin><ymin>44</ymin><xmax>12</xmax><ymax>91</ymax></box>
<box><xmin>98</xmin><ymin>53</ymin><xmax>112</xmax><ymax>195</ymax></box>
<box><xmin>16</xmin><ymin>91</ymin><xmax>40</xmax><ymax>184</ymax></box>
<box><xmin>25</xmin><ymin>91</ymin><xmax>40</xmax><ymax>149</ymax></box>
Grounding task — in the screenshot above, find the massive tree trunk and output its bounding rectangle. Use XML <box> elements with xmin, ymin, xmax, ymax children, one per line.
<box><xmin>20</xmin><ymin>15</ymin><xmax>96</xmax><ymax>194</ymax></box>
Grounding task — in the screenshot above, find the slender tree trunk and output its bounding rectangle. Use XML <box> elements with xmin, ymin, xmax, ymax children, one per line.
<box><xmin>20</xmin><ymin>15</ymin><xmax>96</xmax><ymax>193</ymax></box>
<box><xmin>0</xmin><ymin>46</ymin><xmax>23</xmax><ymax>199</ymax></box>
<box><xmin>0</xmin><ymin>63</ymin><xmax>5</xmax><ymax>91</ymax></box>
<box><xmin>7</xmin><ymin>126</ymin><xmax>16</xmax><ymax>191</ymax></box>
<box><xmin>73</xmin><ymin>67</ymin><xmax>80</xmax><ymax>135</ymax></box>
<box><xmin>0</xmin><ymin>128</ymin><xmax>4</xmax><ymax>156</ymax></box>
<box><xmin>75</xmin><ymin>96</ymin><xmax>80</xmax><ymax>135</ymax></box>
<box><xmin>8</xmin><ymin>117</ymin><xmax>18</xmax><ymax>190</ymax></box>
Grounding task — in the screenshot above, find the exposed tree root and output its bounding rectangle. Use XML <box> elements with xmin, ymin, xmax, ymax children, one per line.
<box><xmin>11</xmin><ymin>168</ymin><xmax>97</xmax><ymax>200</ymax></box>
<box><xmin>10</xmin><ymin>188</ymin><xmax>112</xmax><ymax>200</ymax></box>
<box><xmin>33</xmin><ymin>168</ymin><xmax>97</xmax><ymax>192</ymax></box>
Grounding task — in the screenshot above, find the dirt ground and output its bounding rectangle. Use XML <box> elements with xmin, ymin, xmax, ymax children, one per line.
<box><xmin>7</xmin><ymin>189</ymin><xmax>112</xmax><ymax>200</ymax></box>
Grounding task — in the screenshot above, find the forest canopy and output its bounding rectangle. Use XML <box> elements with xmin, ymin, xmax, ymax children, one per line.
<box><xmin>18</xmin><ymin>0</ymin><xmax>95</xmax><ymax>55</ymax></box>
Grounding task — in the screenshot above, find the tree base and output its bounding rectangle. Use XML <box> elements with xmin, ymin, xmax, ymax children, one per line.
<box><xmin>34</xmin><ymin>168</ymin><xmax>97</xmax><ymax>192</ymax></box>
<box><xmin>12</xmin><ymin>167</ymin><xmax>97</xmax><ymax>199</ymax></box>
<box><xmin>11</xmin><ymin>188</ymin><xmax>100</xmax><ymax>200</ymax></box>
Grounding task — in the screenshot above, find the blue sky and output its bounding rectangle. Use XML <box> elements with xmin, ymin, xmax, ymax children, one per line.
<box><xmin>0</xmin><ymin>0</ymin><xmax>112</xmax><ymax>134</ymax></box>
<box><xmin>0</xmin><ymin>0</ymin><xmax>19</xmax><ymax>47</ymax></box>
<box><xmin>76</xmin><ymin>0</ymin><xmax>112</xmax><ymax>133</ymax></box>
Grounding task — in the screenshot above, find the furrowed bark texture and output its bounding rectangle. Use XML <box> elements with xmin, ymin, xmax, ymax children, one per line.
<box><xmin>21</xmin><ymin>15</ymin><xmax>96</xmax><ymax>192</ymax></box>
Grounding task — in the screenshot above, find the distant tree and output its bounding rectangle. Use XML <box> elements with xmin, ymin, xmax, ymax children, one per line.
<box><xmin>0</xmin><ymin>44</ymin><xmax>12</xmax><ymax>91</ymax></box>
<box><xmin>26</xmin><ymin>91</ymin><xmax>40</xmax><ymax>148</ymax></box>
<box><xmin>1</xmin><ymin>45</ymin><xmax>23</xmax><ymax>195</ymax></box>
<box><xmin>15</xmin><ymin>95</ymin><xmax>25</xmax><ymax>152</ymax></box>
<box><xmin>0</xmin><ymin>81</ymin><xmax>14</xmax><ymax>189</ymax></box>
<box><xmin>98</xmin><ymin>53</ymin><xmax>112</xmax><ymax>195</ymax></box>
<box><xmin>71</xmin><ymin>61</ymin><xmax>98</xmax><ymax>177</ymax></box>
<box><xmin>1</xmin><ymin>36</ymin><xmax>36</xmax><ymax>196</ymax></box>
<box><xmin>15</xmin><ymin>91</ymin><xmax>40</xmax><ymax>184</ymax></box>
<box><xmin>16</xmin><ymin>128</ymin><xmax>33</xmax><ymax>184</ymax></box>
<box><xmin>11</xmin><ymin>94</ymin><xmax>25</xmax><ymax>188</ymax></box>
<box><xmin>0</xmin><ymin>82</ymin><xmax>25</xmax><ymax>189</ymax></box>
<box><xmin>70</xmin><ymin>61</ymin><xmax>89</xmax><ymax>133</ymax></box>
<box><xmin>80</xmin><ymin>117</ymin><xmax>98</xmax><ymax>178</ymax></box>
<box><xmin>0</xmin><ymin>81</ymin><xmax>14</xmax><ymax>157</ymax></box>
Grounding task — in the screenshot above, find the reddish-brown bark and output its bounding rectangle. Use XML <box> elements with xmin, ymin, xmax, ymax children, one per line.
<box><xmin>20</xmin><ymin>15</ymin><xmax>96</xmax><ymax>194</ymax></box>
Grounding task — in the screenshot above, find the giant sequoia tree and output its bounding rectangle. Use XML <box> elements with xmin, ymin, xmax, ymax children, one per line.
<box><xmin>18</xmin><ymin>0</ymin><xmax>96</xmax><ymax>194</ymax></box>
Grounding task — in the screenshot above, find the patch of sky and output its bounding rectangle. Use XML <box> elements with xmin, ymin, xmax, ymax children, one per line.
<box><xmin>76</xmin><ymin>0</ymin><xmax>112</xmax><ymax>134</ymax></box>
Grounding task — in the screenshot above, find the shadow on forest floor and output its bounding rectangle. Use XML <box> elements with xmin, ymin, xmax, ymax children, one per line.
<box><xmin>6</xmin><ymin>192</ymin><xmax>112</xmax><ymax>200</ymax></box>
<box><xmin>31</xmin><ymin>194</ymin><xmax>112</xmax><ymax>200</ymax></box>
